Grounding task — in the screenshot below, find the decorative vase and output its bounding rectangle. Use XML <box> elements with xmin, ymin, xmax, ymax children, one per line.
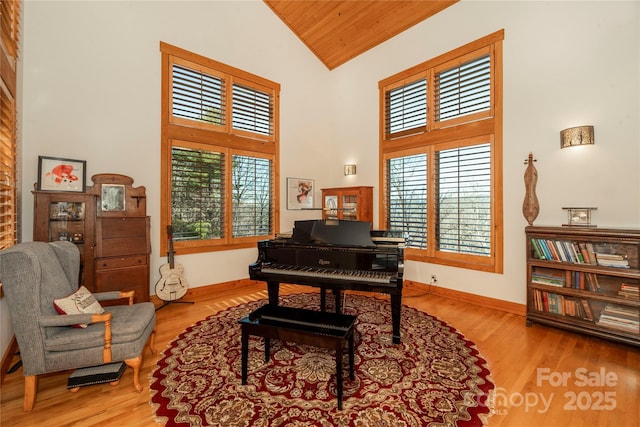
<box><xmin>523</xmin><ymin>152</ymin><xmax>539</xmax><ymax>226</ymax></box>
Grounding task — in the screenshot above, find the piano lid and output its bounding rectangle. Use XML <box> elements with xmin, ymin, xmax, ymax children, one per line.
<box><xmin>290</xmin><ymin>219</ymin><xmax>376</xmax><ymax>248</ymax></box>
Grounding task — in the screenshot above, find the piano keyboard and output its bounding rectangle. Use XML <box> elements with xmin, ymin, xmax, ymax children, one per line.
<box><xmin>261</xmin><ymin>264</ymin><xmax>395</xmax><ymax>283</ymax></box>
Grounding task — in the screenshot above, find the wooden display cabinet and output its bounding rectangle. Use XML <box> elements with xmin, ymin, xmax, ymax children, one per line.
<box><xmin>33</xmin><ymin>190</ymin><xmax>97</xmax><ymax>287</ymax></box>
<box><xmin>90</xmin><ymin>174</ymin><xmax>150</xmax><ymax>304</ymax></box>
<box><xmin>33</xmin><ymin>174</ymin><xmax>150</xmax><ymax>303</ymax></box>
<box><xmin>526</xmin><ymin>226</ymin><xmax>639</xmax><ymax>346</ymax></box>
<box><xmin>321</xmin><ymin>186</ymin><xmax>373</xmax><ymax>225</ymax></box>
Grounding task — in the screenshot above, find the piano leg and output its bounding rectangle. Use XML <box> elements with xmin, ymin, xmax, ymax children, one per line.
<box><xmin>320</xmin><ymin>288</ymin><xmax>342</xmax><ymax>313</ymax></box>
<box><xmin>241</xmin><ymin>329</ymin><xmax>249</xmax><ymax>385</ymax></box>
<box><xmin>333</xmin><ymin>289</ymin><xmax>342</xmax><ymax>313</ymax></box>
<box><xmin>390</xmin><ymin>293</ymin><xmax>402</xmax><ymax>344</ymax></box>
<box><xmin>267</xmin><ymin>281</ymin><xmax>280</xmax><ymax>305</ymax></box>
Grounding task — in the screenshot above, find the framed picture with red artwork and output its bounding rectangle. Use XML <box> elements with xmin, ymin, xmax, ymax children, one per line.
<box><xmin>37</xmin><ymin>156</ymin><xmax>86</xmax><ymax>192</ymax></box>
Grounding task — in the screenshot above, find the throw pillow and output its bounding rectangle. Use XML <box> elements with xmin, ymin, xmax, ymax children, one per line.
<box><xmin>53</xmin><ymin>286</ymin><xmax>105</xmax><ymax>328</ymax></box>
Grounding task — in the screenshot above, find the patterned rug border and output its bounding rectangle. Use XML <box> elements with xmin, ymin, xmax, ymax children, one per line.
<box><xmin>149</xmin><ymin>293</ymin><xmax>495</xmax><ymax>426</ymax></box>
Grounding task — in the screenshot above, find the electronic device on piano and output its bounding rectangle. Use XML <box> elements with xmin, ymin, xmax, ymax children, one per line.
<box><xmin>249</xmin><ymin>219</ymin><xmax>404</xmax><ymax>343</ymax></box>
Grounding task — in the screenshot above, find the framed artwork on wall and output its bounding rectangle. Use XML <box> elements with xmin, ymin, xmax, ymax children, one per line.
<box><xmin>287</xmin><ymin>177</ymin><xmax>314</xmax><ymax>210</ymax></box>
<box><xmin>37</xmin><ymin>156</ymin><xmax>86</xmax><ymax>192</ymax></box>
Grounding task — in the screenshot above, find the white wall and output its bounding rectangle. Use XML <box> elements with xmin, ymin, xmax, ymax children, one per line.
<box><xmin>2</xmin><ymin>1</ymin><xmax>638</xmax><ymax>356</ymax></box>
<box><xmin>327</xmin><ymin>0</ymin><xmax>640</xmax><ymax>302</ymax></box>
<box><xmin>18</xmin><ymin>0</ymin><xmax>334</xmax><ymax>287</ymax></box>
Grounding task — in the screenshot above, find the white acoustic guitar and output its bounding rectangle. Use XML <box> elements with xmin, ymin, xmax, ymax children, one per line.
<box><xmin>156</xmin><ymin>225</ymin><xmax>189</xmax><ymax>302</ymax></box>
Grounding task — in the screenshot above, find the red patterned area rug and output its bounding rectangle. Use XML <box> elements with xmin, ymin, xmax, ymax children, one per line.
<box><xmin>150</xmin><ymin>293</ymin><xmax>494</xmax><ymax>426</ymax></box>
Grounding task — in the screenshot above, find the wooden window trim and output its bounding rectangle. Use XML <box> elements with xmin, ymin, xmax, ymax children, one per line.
<box><xmin>379</xmin><ymin>30</ymin><xmax>504</xmax><ymax>274</ymax></box>
<box><xmin>0</xmin><ymin>0</ymin><xmax>19</xmax><ymax>255</ymax></box>
<box><xmin>160</xmin><ymin>42</ymin><xmax>280</xmax><ymax>255</ymax></box>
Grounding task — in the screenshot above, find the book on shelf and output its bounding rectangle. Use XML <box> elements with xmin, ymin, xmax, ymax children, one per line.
<box><xmin>600</xmin><ymin>303</ymin><xmax>638</xmax><ymax>319</ymax></box>
<box><xmin>596</xmin><ymin>304</ymin><xmax>640</xmax><ymax>334</ymax></box>
<box><xmin>546</xmin><ymin>240</ymin><xmax>561</xmax><ymax>261</ymax></box>
<box><xmin>572</xmin><ymin>243</ymin><xmax>585</xmax><ymax>263</ymax></box>
<box><xmin>581</xmin><ymin>299</ymin><xmax>595</xmax><ymax>321</ymax></box>
<box><xmin>533</xmin><ymin>289</ymin><xmax>595</xmax><ymax>321</ymax></box>
<box><xmin>538</xmin><ymin>239</ymin><xmax>553</xmax><ymax>260</ymax></box>
<box><xmin>594</xmin><ymin>253</ymin><xmax>630</xmax><ymax>268</ymax></box>
<box><xmin>618</xmin><ymin>283</ymin><xmax>639</xmax><ymax>299</ymax></box>
<box><xmin>584</xmin><ymin>273</ymin><xmax>600</xmax><ymax>292</ymax></box>
<box><xmin>596</xmin><ymin>303</ymin><xmax>640</xmax><ymax>333</ymax></box>
<box><xmin>531</xmin><ymin>238</ymin><xmax>602</xmax><ymax>265</ymax></box>
<box><xmin>578</xmin><ymin>243</ymin><xmax>597</xmax><ymax>264</ymax></box>
<box><xmin>585</xmin><ymin>243</ymin><xmax>597</xmax><ymax>264</ymax></box>
<box><xmin>531</xmin><ymin>238</ymin><xmax>544</xmax><ymax>260</ymax></box>
<box><xmin>531</xmin><ymin>268</ymin><xmax>566</xmax><ymax>287</ymax></box>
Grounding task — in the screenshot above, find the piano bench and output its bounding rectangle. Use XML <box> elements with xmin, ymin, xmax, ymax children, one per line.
<box><xmin>239</xmin><ymin>304</ymin><xmax>357</xmax><ymax>410</ymax></box>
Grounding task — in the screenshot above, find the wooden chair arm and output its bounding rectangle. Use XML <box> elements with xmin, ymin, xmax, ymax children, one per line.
<box><xmin>119</xmin><ymin>290</ymin><xmax>135</xmax><ymax>305</ymax></box>
<box><xmin>91</xmin><ymin>312</ymin><xmax>113</xmax><ymax>363</ymax></box>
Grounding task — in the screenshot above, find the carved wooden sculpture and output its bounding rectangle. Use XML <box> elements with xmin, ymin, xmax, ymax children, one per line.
<box><xmin>523</xmin><ymin>152</ymin><xmax>539</xmax><ymax>225</ymax></box>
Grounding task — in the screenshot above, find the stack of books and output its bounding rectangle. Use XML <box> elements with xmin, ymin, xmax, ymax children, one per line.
<box><xmin>618</xmin><ymin>283</ymin><xmax>639</xmax><ymax>299</ymax></box>
<box><xmin>596</xmin><ymin>304</ymin><xmax>639</xmax><ymax>333</ymax></box>
<box><xmin>594</xmin><ymin>253</ymin><xmax>630</xmax><ymax>268</ymax></box>
<box><xmin>531</xmin><ymin>269</ymin><xmax>566</xmax><ymax>287</ymax></box>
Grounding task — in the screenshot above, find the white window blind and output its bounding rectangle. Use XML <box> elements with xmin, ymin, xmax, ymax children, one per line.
<box><xmin>385</xmin><ymin>78</ymin><xmax>427</xmax><ymax>137</ymax></box>
<box><xmin>435</xmin><ymin>54</ymin><xmax>491</xmax><ymax>123</ymax></box>
<box><xmin>387</xmin><ymin>154</ymin><xmax>427</xmax><ymax>248</ymax></box>
<box><xmin>172</xmin><ymin>64</ymin><xmax>225</xmax><ymax>126</ymax></box>
<box><xmin>232</xmin><ymin>83</ymin><xmax>273</xmax><ymax>136</ymax></box>
<box><xmin>436</xmin><ymin>143</ymin><xmax>491</xmax><ymax>255</ymax></box>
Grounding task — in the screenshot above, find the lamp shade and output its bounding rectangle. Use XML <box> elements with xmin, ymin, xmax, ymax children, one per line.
<box><xmin>344</xmin><ymin>164</ymin><xmax>356</xmax><ymax>175</ymax></box>
<box><xmin>560</xmin><ymin>126</ymin><xmax>594</xmax><ymax>148</ymax></box>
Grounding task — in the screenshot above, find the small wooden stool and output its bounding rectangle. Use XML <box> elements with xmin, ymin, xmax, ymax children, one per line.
<box><xmin>239</xmin><ymin>304</ymin><xmax>356</xmax><ymax>409</ymax></box>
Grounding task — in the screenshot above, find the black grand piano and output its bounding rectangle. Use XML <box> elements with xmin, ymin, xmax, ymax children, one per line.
<box><xmin>249</xmin><ymin>219</ymin><xmax>404</xmax><ymax>343</ymax></box>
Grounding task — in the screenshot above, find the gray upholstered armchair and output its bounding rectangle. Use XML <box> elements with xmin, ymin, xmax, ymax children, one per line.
<box><xmin>0</xmin><ymin>241</ymin><xmax>156</xmax><ymax>411</ymax></box>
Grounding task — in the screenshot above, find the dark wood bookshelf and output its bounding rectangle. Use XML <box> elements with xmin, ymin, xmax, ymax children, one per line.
<box><xmin>526</xmin><ymin>226</ymin><xmax>640</xmax><ymax>346</ymax></box>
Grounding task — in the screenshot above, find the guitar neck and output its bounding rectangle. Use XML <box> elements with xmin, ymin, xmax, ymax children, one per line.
<box><xmin>167</xmin><ymin>225</ymin><xmax>175</xmax><ymax>269</ymax></box>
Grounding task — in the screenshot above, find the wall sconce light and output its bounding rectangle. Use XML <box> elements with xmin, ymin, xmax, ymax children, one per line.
<box><xmin>560</xmin><ymin>125</ymin><xmax>595</xmax><ymax>149</ymax></box>
<box><xmin>344</xmin><ymin>164</ymin><xmax>357</xmax><ymax>176</ymax></box>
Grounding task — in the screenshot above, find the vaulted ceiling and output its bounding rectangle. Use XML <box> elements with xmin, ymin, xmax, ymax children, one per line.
<box><xmin>263</xmin><ymin>1</ymin><xmax>459</xmax><ymax>70</ymax></box>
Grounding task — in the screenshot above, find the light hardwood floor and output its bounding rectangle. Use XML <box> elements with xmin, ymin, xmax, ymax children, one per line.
<box><xmin>1</xmin><ymin>281</ymin><xmax>638</xmax><ymax>426</ymax></box>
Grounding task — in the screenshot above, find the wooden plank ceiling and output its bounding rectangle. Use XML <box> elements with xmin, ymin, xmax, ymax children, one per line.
<box><xmin>264</xmin><ymin>0</ymin><xmax>459</xmax><ymax>70</ymax></box>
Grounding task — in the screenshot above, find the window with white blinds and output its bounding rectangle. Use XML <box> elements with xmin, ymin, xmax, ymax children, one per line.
<box><xmin>0</xmin><ymin>0</ymin><xmax>20</xmax><ymax>252</ymax></box>
<box><xmin>171</xmin><ymin>146</ymin><xmax>225</xmax><ymax>241</ymax></box>
<box><xmin>385</xmin><ymin>78</ymin><xmax>427</xmax><ymax>137</ymax></box>
<box><xmin>232</xmin><ymin>155</ymin><xmax>272</xmax><ymax>237</ymax></box>
<box><xmin>387</xmin><ymin>154</ymin><xmax>427</xmax><ymax>248</ymax></box>
<box><xmin>435</xmin><ymin>54</ymin><xmax>491</xmax><ymax>124</ymax></box>
<box><xmin>232</xmin><ymin>83</ymin><xmax>272</xmax><ymax>136</ymax></box>
<box><xmin>171</xmin><ymin>64</ymin><xmax>225</xmax><ymax>126</ymax></box>
<box><xmin>380</xmin><ymin>31</ymin><xmax>503</xmax><ymax>273</ymax></box>
<box><xmin>161</xmin><ymin>42</ymin><xmax>279</xmax><ymax>253</ymax></box>
<box><xmin>436</xmin><ymin>143</ymin><xmax>491</xmax><ymax>256</ymax></box>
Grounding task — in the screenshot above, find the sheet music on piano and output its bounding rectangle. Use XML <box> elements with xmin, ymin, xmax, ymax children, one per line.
<box><xmin>249</xmin><ymin>219</ymin><xmax>405</xmax><ymax>343</ymax></box>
